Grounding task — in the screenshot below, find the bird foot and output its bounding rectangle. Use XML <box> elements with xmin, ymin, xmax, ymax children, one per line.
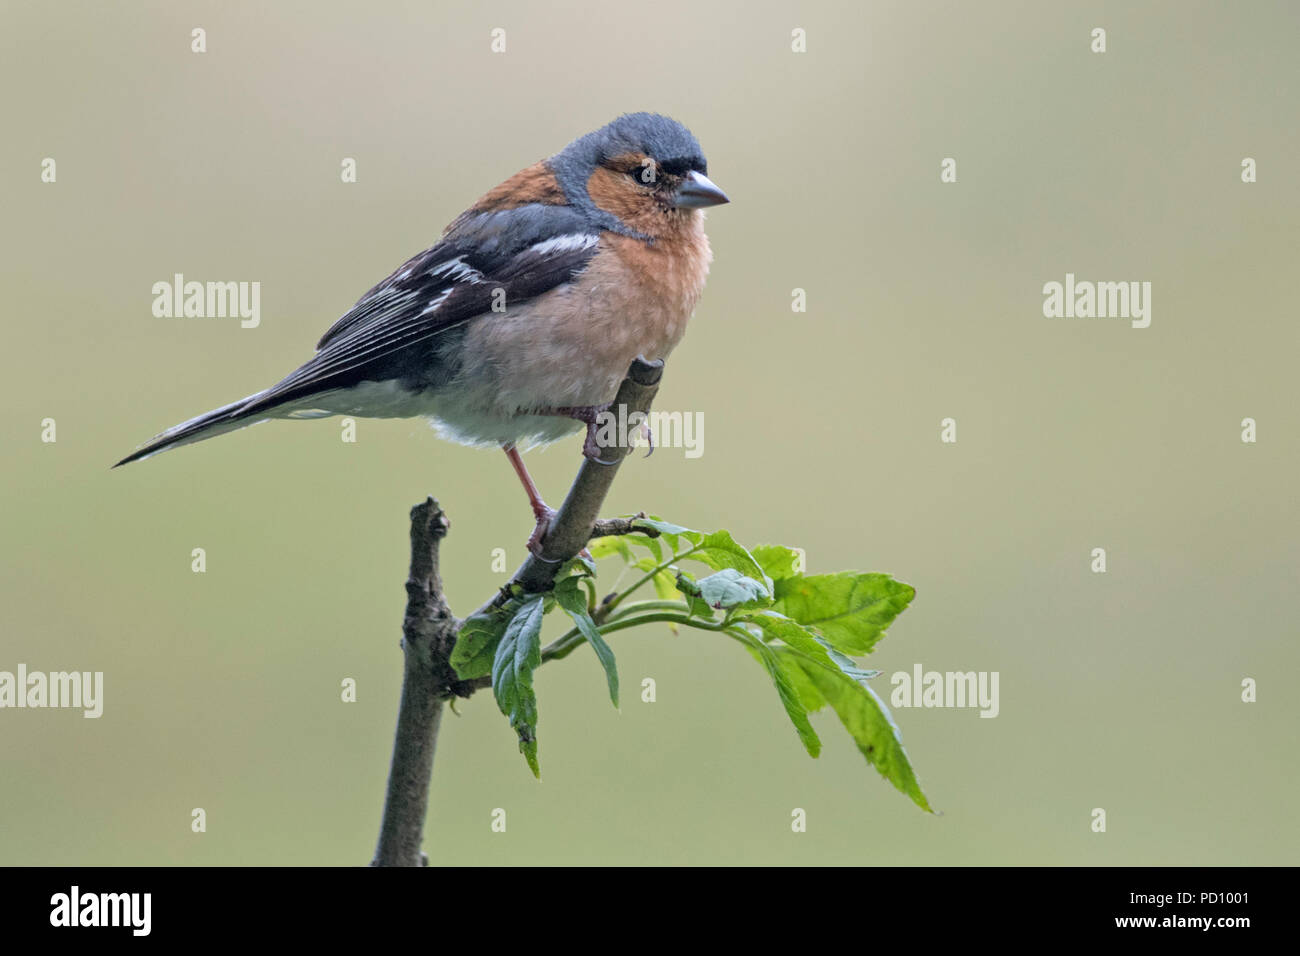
<box><xmin>581</xmin><ymin>423</ymin><xmax>619</xmax><ymax>465</ymax></box>
<box><xmin>539</xmin><ymin>403</ymin><xmax>619</xmax><ymax>464</ymax></box>
<box><xmin>526</xmin><ymin>504</ymin><xmax>557</xmax><ymax>557</ymax></box>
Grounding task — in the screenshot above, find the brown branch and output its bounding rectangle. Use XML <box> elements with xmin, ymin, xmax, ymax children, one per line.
<box><xmin>590</xmin><ymin>513</ymin><xmax>657</xmax><ymax>539</ymax></box>
<box><xmin>371</xmin><ymin>358</ymin><xmax>664</xmax><ymax>866</ymax></box>
<box><xmin>371</xmin><ymin>497</ymin><xmax>463</xmax><ymax>867</ymax></box>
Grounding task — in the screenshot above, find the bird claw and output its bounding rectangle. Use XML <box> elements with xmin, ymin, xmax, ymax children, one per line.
<box><xmin>526</xmin><ymin>505</ymin><xmax>557</xmax><ymax>556</ymax></box>
<box><xmin>582</xmin><ymin>423</ymin><xmax>619</xmax><ymax>465</ymax></box>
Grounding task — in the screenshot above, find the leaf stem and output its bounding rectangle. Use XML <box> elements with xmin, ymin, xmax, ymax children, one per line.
<box><xmin>540</xmin><ymin>611</ymin><xmax>728</xmax><ymax>662</ymax></box>
<box><xmin>599</xmin><ymin>541</ymin><xmax>707</xmax><ymax>618</ymax></box>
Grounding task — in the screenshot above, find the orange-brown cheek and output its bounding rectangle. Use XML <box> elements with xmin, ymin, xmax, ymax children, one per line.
<box><xmin>586</xmin><ymin>166</ymin><xmax>668</xmax><ymax>235</ymax></box>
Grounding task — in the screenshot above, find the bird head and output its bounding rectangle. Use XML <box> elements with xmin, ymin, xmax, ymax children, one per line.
<box><xmin>548</xmin><ymin>113</ymin><xmax>729</xmax><ymax>239</ymax></box>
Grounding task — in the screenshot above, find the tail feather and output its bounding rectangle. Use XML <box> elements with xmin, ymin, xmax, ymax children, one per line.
<box><xmin>113</xmin><ymin>392</ymin><xmax>272</xmax><ymax>467</ymax></box>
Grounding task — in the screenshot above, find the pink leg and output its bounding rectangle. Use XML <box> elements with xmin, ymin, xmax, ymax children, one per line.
<box><xmin>503</xmin><ymin>443</ymin><xmax>554</xmax><ymax>555</ymax></box>
<box><xmin>502</xmin><ymin>444</ymin><xmax>596</xmax><ymax>561</ymax></box>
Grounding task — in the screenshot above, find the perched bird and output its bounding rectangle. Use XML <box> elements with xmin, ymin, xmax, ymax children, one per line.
<box><xmin>115</xmin><ymin>113</ymin><xmax>728</xmax><ymax>552</ymax></box>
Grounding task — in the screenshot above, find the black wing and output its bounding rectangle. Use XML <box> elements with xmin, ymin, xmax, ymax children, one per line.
<box><xmin>237</xmin><ymin>203</ymin><xmax>600</xmax><ymax>416</ymax></box>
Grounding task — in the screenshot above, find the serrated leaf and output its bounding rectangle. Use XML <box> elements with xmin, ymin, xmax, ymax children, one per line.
<box><xmin>689</xmin><ymin>530</ymin><xmax>773</xmax><ymax>594</ymax></box>
<box><xmin>632</xmin><ymin>517</ymin><xmax>698</xmax><ymax>551</ymax></box>
<box><xmin>744</xmin><ymin>610</ymin><xmax>833</xmax><ymax>659</ymax></box>
<box><xmin>750</xmin><ymin>641</ymin><xmax>821</xmax><ymax>757</ymax></box>
<box><xmin>491</xmin><ymin>595</ymin><xmax>545</xmax><ymax>777</ymax></box>
<box><xmin>773</xmin><ymin>572</ymin><xmax>914</xmax><ymax>654</ymax></box>
<box><xmin>451</xmin><ymin>601</ymin><xmax>520</xmax><ymax>680</ymax></box>
<box><xmin>519</xmin><ymin>736</ymin><xmax>539</xmax><ymax>776</ymax></box>
<box><xmin>553</xmin><ymin>578</ymin><xmax>619</xmax><ymax>708</ymax></box>
<box><xmin>781</xmin><ymin>654</ymin><xmax>827</xmax><ymax>711</ymax></box>
<box><xmin>780</xmin><ymin>648</ymin><xmax>932</xmax><ymax>812</ymax></box>
<box><xmin>634</xmin><ymin>517</ymin><xmax>694</xmax><ymax>535</ymax></box>
<box><xmin>821</xmin><ymin>643</ymin><xmax>881</xmax><ymax>682</ymax></box>
<box><xmin>751</xmin><ymin>544</ymin><xmax>803</xmax><ymax>581</ymax></box>
<box><xmin>695</xmin><ymin>569</ymin><xmax>772</xmax><ymax>610</ymax></box>
<box><xmin>745</xmin><ymin>610</ymin><xmax>882</xmax><ymax>685</ymax></box>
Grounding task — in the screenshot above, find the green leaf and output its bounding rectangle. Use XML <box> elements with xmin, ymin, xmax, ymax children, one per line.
<box><xmin>751</xmin><ymin>544</ymin><xmax>803</xmax><ymax>581</ymax></box>
<box><xmin>491</xmin><ymin>595</ymin><xmax>546</xmax><ymax>777</ymax></box>
<box><xmin>745</xmin><ymin>610</ymin><xmax>883</xmax><ymax>685</ymax></box>
<box><xmin>645</xmin><ymin>563</ymin><xmax>682</xmax><ymax>603</ymax></box>
<box><xmin>632</xmin><ymin>517</ymin><xmax>698</xmax><ymax>554</ymax></box>
<box><xmin>781</xmin><ymin>654</ymin><xmax>827</xmax><ymax>711</ymax></box>
<box><xmin>553</xmin><ymin>578</ymin><xmax>619</xmax><ymax>708</ymax></box>
<box><xmin>589</xmin><ymin>536</ymin><xmax>634</xmax><ymax>563</ymax></box>
<box><xmin>451</xmin><ymin>599</ymin><xmax>521</xmax><ymax>680</ymax></box>
<box><xmin>822</xmin><ymin>644</ymin><xmax>881</xmax><ymax>682</ymax></box>
<box><xmin>690</xmin><ymin>530</ymin><xmax>772</xmax><ymax>592</ymax></box>
<box><xmin>749</xmin><ymin>640</ymin><xmax>821</xmax><ymax>757</ymax></box>
<box><xmin>773</xmin><ymin>572</ymin><xmax>915</xmax><ymax>654</ymax></box>
<box><xmin>744</xmin><ymin>610</ymin><xmax>835</xmax><ymax>660</ymax></box>
<box><xmin>694</xmin><ymin>569</ymin><xmax>772</xmax><ymax>611</ymax></box>
<box><xmin>563</xmin><ymin>552</ymin><xmax>597</xmax><ymax>577</ymax></box>
<box><xmin>780</xmin><ymin>648</ymin><xmax>932</xmax><ymax>812</ymax></box>
<box><xmin>623</xmin><ymin>532</ymin><xmax>664</xmax><ymax>563</ymax></box>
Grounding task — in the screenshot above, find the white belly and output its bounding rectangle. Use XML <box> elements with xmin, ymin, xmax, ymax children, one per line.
<box><xmin>283</xmin><ymin>376</ymin><xmax>586</xmax><ymax>450</ymax></box>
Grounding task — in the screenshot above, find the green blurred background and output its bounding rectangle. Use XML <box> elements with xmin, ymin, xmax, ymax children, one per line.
<box><xmin>2</xmin><ymin>0</ymin><xmax>1297</xmax><ymax>865</ymax></box>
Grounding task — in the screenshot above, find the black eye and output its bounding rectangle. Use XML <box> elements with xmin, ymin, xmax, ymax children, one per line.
<box><xmin>626</xmin><ymin>161</ymin><xmax>657</xmax><ymax>185</ymax></box>
<box><xmin>659</xmin><ymin>159</ymin><xmax>696</xmax><ymax>177</ymax></box>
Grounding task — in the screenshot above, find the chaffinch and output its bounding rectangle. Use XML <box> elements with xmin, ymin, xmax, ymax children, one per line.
<box><xmin>115</xmin><ymin>113</ymin><xmax>728</xmax><ymax>551</ymax></box>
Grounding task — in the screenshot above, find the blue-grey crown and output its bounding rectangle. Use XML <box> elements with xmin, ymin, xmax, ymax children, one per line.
<box><xmin>547</xmin><ymin>113</ymin><xmax>707</xmax><ymax>237</ymax></box>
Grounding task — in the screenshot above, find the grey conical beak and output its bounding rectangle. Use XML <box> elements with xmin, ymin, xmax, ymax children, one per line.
<box><xmin>673</xmin><ymin>170</ymin><xmax>730</xmax><ymax>209</ymax></box>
